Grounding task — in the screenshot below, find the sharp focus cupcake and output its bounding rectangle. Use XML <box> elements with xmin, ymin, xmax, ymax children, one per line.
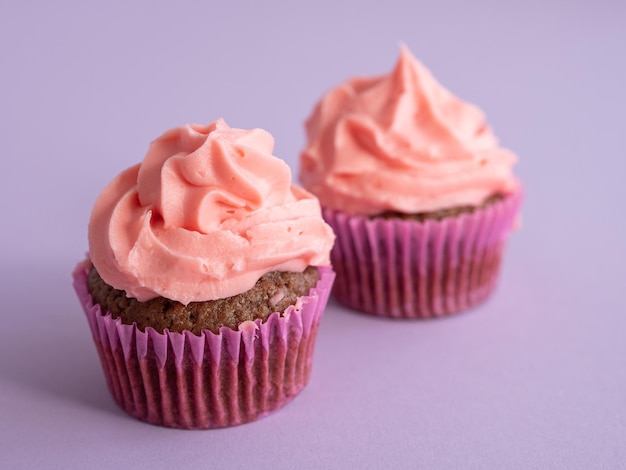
<box><xmin>73</xmin><ymin>119</ymin><xmax>335</xmax><ymax>428</ymax></box>
<box><xmin>299</xmin><ymin>46</ymin><xmax>522</xmax><ymax>319</ymax></box>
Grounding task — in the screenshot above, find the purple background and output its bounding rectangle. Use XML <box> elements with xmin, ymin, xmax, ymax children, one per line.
<box><xmin>1</xmin><ymin>0</ymin><xmax>625</xmax><ymax>468</ymax></box>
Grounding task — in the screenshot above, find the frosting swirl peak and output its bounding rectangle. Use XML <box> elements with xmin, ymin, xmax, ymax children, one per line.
<box><xmin>89</xmin><ymin>119</ymin><xmax>334</xmax><ymax>304</ymax></box>
<box><xmin>300</xmin><ymin>46</ymin><xmax>518</xmax><ymax>215</ymax></box>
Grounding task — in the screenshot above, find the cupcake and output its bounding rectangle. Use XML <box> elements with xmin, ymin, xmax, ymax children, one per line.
<box><xmin>300</xmin><ymin>46</ymin><xmax>522</xmax><ymax>319</ymax></box>
<box><xmin>73</xmin><ymin>119</ymin><xmax>336</xmax><ymax>428</ymax></box>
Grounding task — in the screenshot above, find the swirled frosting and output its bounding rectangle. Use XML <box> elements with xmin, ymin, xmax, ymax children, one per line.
<box><xmin>300</xmin><ymin>46</ymin><xmax>519</xmax><ymax>215</ymax></box>
<box><xmin>89</xmin><ymin>119</ymin><xmax>335</xmax><ymax>304</ymax></box>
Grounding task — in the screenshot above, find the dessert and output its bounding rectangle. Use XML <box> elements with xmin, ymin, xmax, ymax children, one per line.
<box><xmin>300</xmin><ymin>46</ymin><xmax>522</xmax><ymax>318</ymax></box>
<box><xmin>73</xmin><ymin>119</ymin><xmax>335</xmax><ymax>428</ymax></box>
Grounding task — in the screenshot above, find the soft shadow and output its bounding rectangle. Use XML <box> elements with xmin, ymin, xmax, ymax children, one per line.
<box><xmin>0</xmin><ymin>260</ymin><xmax>123</xmax><ymax>417</ymax></box>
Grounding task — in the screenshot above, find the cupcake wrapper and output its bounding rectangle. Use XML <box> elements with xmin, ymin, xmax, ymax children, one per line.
<box><xmin>323</xmin><ymin>189</ymin><xmax>522</xmax><ymax>319</ymax></box>
<box><xmin>73</xmin><ymin>263</ymin><xmax>335</xmax><ymax>429</ymax></box>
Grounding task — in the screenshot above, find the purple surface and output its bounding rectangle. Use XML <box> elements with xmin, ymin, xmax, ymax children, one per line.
<box><xmin>1</xmin><ymin>0</ymin><xmax>625</xmax><ymax>468</ymax></box>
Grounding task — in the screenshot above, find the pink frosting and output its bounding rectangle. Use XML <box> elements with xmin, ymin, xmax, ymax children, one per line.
<box><xmin>89</xmin><ymin>119</ymin><xmax>335</xmax><ymax>304</ymax></box>
<box><xmin>300</xmin><ymin>46</ymin><xmax>519</xmax><ymax>215</ymax></box>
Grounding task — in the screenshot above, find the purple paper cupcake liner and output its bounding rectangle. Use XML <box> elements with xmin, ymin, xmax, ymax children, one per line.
<box><xmin>73</xmin><ymin>262</ymin><xmax>335</xmax><ymax>429</ymax></box>
<box><xmin>323</xmin><ymin>188</ymin><xmax>523</xmax><ymax>319</ymax></box>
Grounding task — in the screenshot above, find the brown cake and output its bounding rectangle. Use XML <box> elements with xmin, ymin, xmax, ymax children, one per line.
<box><xmin>376</xmin><ymin>194</ymin><xmax>503</xmax><ymax>222</ymax></box>
<box><xmin>87</xmin><ymin>265</ymin><xmax>320</xmax><ymax>334</ymax></box>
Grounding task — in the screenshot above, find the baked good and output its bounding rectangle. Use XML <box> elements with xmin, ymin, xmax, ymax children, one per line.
<box><xmin>73</xmin><ymin>119</ymin><xmax>335</xmax><ymax>428</ymax></box>
<box><xmin>299</xmin><ymin>46</ymin><xmax>522</xmax><ymax>318</ymax></box>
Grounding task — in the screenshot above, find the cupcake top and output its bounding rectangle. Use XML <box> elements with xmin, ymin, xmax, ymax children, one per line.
<box><xmin>300</xmin><ymin>45</ymin><xmax>518</xmax><ymax>216</ymax></box>
<box><xmin>89</xmin><ymin>119</ymin><xmax>335</xmax><ymax>305</ymax></box>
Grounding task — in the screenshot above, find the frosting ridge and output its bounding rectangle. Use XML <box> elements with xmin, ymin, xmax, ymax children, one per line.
<box><xmin>89</xmin><ymin>119</ymin><xmax>335</xmax><ymax>304</ymax></box>
<box><xmin>300</xmin><ymin>45</ymin><xmax>518</xmax><ymax>215</ymax></box>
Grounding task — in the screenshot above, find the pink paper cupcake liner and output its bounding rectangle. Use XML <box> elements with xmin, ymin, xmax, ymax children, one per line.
<box><xmin>323</xmin><ymin>189</ymin><xmax>523</xmax><ymax>319</ymax></box>
<box><xmin>73</xmin><ymin>263</ymin><xmax>335</xmax><ymax>429</ymax></box>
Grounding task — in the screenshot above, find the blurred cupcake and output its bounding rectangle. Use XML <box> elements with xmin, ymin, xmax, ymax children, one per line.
<box><xmin>300</xmin><ymin>46</ymin><xmax>522</xmax><ymax>319</ymax></box>
<box><xmin>73</xmin><ymin>119</ymin><xmax>335</xmax><ymax>428</ymax></box>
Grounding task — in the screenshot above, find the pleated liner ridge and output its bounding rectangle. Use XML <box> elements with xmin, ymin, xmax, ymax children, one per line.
<box><xmin>323</xmin><ymin>189</ymin><xmax>522</xmax><ymax>319</ymax></box>
<box><xmin>73</xmin><ymin>264</ymin><xmax>335</xmax><ymax>429</ymax></box>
